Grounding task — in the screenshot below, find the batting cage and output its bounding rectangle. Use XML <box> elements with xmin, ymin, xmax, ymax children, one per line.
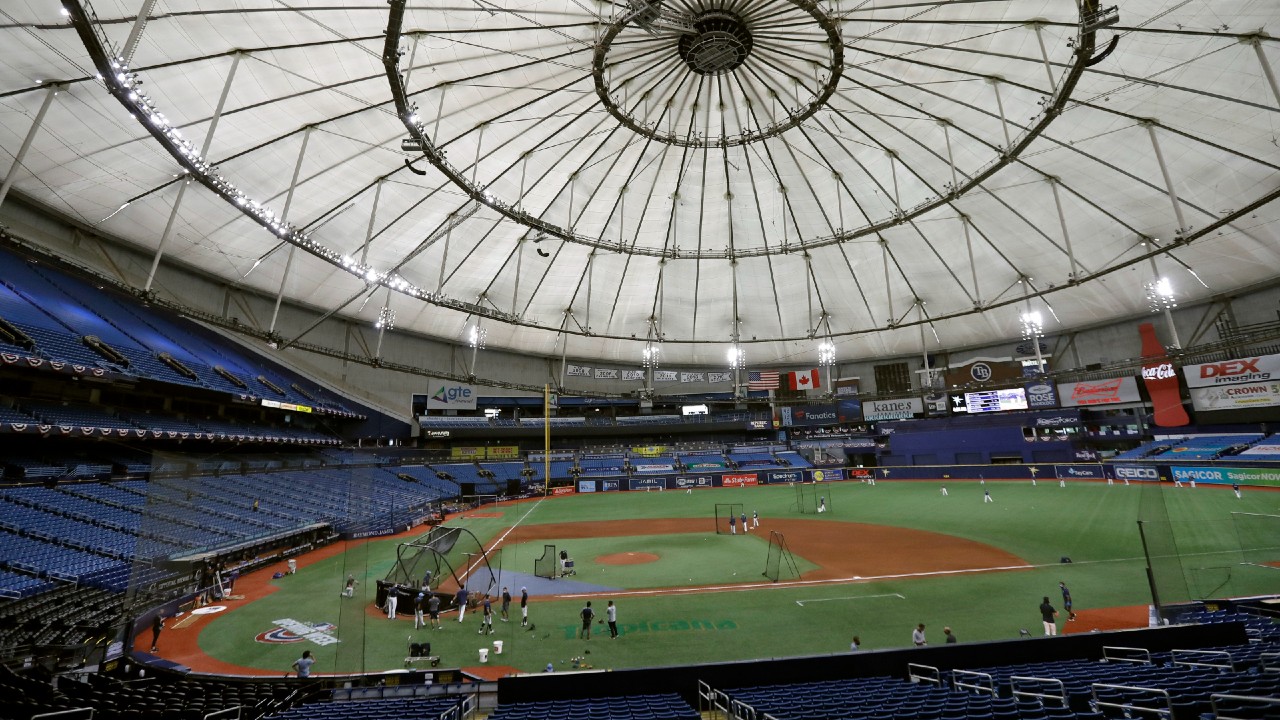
<box><xmin>795</xmin><ymin>482</ymin><xmax>830</xmax><ymax>514</ymax></box>
<box><xmin>383</xmin><ymin>525</ymin><xmax>497</xmax><ymax>601</ymax></box>
<box><xmin>714</xmin><ymin>503</ymin><xmax>745</xmax><ymax>534</ymax></box>
<box><xmin>762</xmin><ymin>531</ymin><xmax>800</xmax><ymax>582</ymax></box>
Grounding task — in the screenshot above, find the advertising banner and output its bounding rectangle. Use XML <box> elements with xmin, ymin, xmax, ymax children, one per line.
<box><xmin>721</xmin><ymin>473</ymin><xmax>759</xmax><ymax>487</ymax></box>
<box><xmin>1183</xmin><ymin>353</ymin><xmax>1280</xmax><ymax>388</ymax></box>
<box><xmin>634</xmin><ymin>463</ymin><xmax>675</xmax><ymax>473</ymax></box>
<box><xmin>1190</xmin><ymin>382</ymin><xmax>1280</xmax><ymax>412</ymax></box>
<box><xmin>426</xmin><ymin>382</ymin><xmax>478</xmax><ymax>410</ymax></box>
<box><xmin>1024</xmin><ymin>381</ymin><xmax>1059</xmax><ymax>409</ymax></box>
<box><xmin>1108</xmin><ymin>464</ymin><xmax>1161</xmax><ymax>482</ymax></box>
<box><xmin>686</xmin><ymin>461</ymin><xmax>727</xmax><ymax>470</ymax></box>
<box><xmin>837</xmin><ymin>399</ymin><xmax>863</xmax><ymax>423</ymax></box>
<box><xmin>1059</xmin><ymin>377</ymin><xmax>1141</xmax><ymax>407</ymax></box>
<box><xmin>629</xmin><ymin>476</ymin><xmax>669</xmax><ymax>491</ymax></box>
<box><xmin>765</xmin><ymin>470</ymin><xmax>805</xmax><ymax>484</ymax></box>
<box><xmin>784</xmin><ymin>404</ymin><xmax>839</xmax><ymax>426</ymax></box>
<box><xmin>847</xmin><ymin>468</ymin><xmax>874</xmax><ymax>481</ymax></box>
<box><xmin>577</xmin><ymin>480</ymin><xmax>597</xmax><ymax>493</ymax></box>
<box><xmin>674</xmin><ymin>475</ymin><xmax>716</xmax><ymax>489</ymax></box>
<box><xmin>450</xmin><ymin>446</ymin><xmax>485</xmax><ymax>460</ymax></box>
<box><xmin>809</xmin><ymin>468</ymin><xmax>845</xmax><ymax>482</ymax></box>
<box><xmin>1171</xmin><ymin>466</ymin><xmax>1280</xmax><ymax>488</ymax></box>
<box><xmin>551</xmin><ymin>485</ymin><xmax>575</xmax><ymax>495</ymax></box>
<box><xmin>864</xmin><ymin>397</ymin><xmax>923</xmax><ymax>421</ymax></box>
<box><xmin>631</xmin><ymin>445</ymin><xmax>668</xmax><ymax>456</ymax></box>
<box><xmin>529</xmin><ymin>451</ymin><xmax>575</xmax><ymax>461</ymax></box>
<box><xmin>601</xmin><ymin>479</ymin><xmax>622</xmax><ymax>492</ymax></box>
<box><xmin>487</xmin><ymin>446</ymin><xmax>520</xmax><ymax>459</ymax></box>
<box><xmin>1033</xmin><ymin>411</ymin><xmax>1080</xmax><ymax>427</ymax></box>
<box><xmin>1054</xmin><ymin>464</ymin><xmax>1104</xmax><ymax>480</ymax></box>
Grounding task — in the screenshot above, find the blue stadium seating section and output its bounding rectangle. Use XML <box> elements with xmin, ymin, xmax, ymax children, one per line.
<box><xmin>487</xmin><ymin>693</ymin><xmax>698</xmax><ymax>720</ymax></box>
<box><xmin>578</xmin><ymin>457</ymin><xmax>626</xmax><ymax>476</ymax></box>
<box><xmin>721</xmin><ymin>634</ymin><xmax>1280</xmax><ymax>720</ymax></box>
<box><xmin>0</xmin><ymin>465</ymin><xmax>460</xmax><ymax>593</ymax></box>
<box><xmin>1235</xmin><ymin>440</ymin><xmax>1280</xmax><ymax>461</ymax></box>
<box><xmin>1159</xmin><ymin>434</ymin><xmax>1264</xmax><ymax>461</ymax></box>
<box><xmin>0</xmin><ymin>248</ymin><xmax>361</xmax><ymax>418</ymax></box>
<box><xmin>264</xmin><ymin>695</ymin><xmax>464</xmax><ymax>720</ymax></box>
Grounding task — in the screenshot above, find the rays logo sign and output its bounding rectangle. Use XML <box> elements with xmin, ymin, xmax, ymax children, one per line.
<box><xmin>256</xmin><ymin>619</ymin><xmax>340</xmax><ymax>645</ymax></box>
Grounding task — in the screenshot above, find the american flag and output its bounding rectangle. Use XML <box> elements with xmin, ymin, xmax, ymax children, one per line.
<box><xmin>747</xmin><ymin>370</ymin><xmax>780</xmax><ymax>390</ymax></box>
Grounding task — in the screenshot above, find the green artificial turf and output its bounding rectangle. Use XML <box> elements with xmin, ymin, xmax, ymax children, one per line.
<box><xmin>197</xmin><ymin>480</ymin><xmax>1279</xmax><ymax>675</ymax></box>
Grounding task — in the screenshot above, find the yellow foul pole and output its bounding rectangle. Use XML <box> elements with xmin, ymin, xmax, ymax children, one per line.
<box><xmin>543</xmin><ymin>383</ymin><xmax>551</xmax><ymax>497</ymax></box>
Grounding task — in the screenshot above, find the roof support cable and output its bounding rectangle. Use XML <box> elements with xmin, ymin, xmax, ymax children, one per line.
<box><xmin>1250</xmin><ymin>38</ymin><xmax>1280</xmax><ymax>108</ymax></box>
<box><xmin>988</xmin><ymin>77</ymin><xmax>1012</xmax><ymax>153</ymax></box>
<box><xmin>120</xmin><ymin>0</ymin><xmax>158</xmax><ymax>65</ymax></box>
<box><xmin>144</xmin><ymin>51</ymin><xmax>241</xmax><ymax>292</ymax></box>
<box><xmin>1143</xmin><ymin>121</ymin><xmax>1189</xmax><ymax>237</ymax></box>
<box><xmin>0</xmin><ymin>83</ymin><xmax>59</xmax><ymax>213</ymax></box>
<box><xmin>1046</xmin><ymin>176</ymin><xmax>1080</xmax><ymax>283</ymax></box>
<box><xmin>268</xmin><ymin>125</ymin><xmax>313</xmax><ymax>336</ymax></box>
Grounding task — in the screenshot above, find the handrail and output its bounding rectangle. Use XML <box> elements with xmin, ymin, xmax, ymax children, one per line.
<box><xmin>908</xmin><ymin>663</ymin><xmax>941</xmax><ymax>685</ymax></box>
<box><xmin>1102</xmin><ymin>646</ymin><xmax>1152</xmax><ymax>664</ymax></box>
<box><xmin>1010</xmin><ymin>675</ymin><xmax>1068</xmax><ymax>708</ymax></box>
<box><xmin>1210</xmin><ymin>693</ymin><xmax>1280</xmax><ymax>720</ymax></box>
<box><xmin>1261</xmin><ymin>652</ymin><xmax>1280</xmax><ymax>673</ymax></box>
<box><xmin>31</xmin><ymin>709</ymin><xmax>93</xmax><ymax>720</ymax></box>
<box><xmin>951</xmin><ymin>669</ymin><xmax>996</xmax><ymax>696</ymax></box>
<box><xmin>729</xmin><ymin>697</ymin><xmax>756</xmax><ymax>720</ymax></box>
<box><xmin>202</xmin><ymin>707</ymin><xmax>241</xmax><ymax>720</ymax></box>
<box><xmin>1091</xmin><ymin>683</ymin><xmax>1172</xmax><ymax>718</ymax></box>
<box><xmin>1170</xmin><ymin>648</ymin><xmax>1234</xmax><ymax>671</ymax></box>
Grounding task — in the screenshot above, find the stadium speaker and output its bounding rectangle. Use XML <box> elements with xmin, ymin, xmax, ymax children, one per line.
<box><xmin>506</xmin><ymin>480</ymin><xmax>521</xmax><ymax>496</ymax></box>
<box><xmin>1060</xmin><ymin>556</ymin><xmax>1073</xmax><ymax>563</ymax></box>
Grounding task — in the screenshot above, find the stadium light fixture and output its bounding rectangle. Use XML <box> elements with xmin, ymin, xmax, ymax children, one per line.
<box><xmin>1145</xmin><ymin>277</ymin><xmax>1176</xmax><ymax>313</ymax></box>
<box><xmin>1019</xmin><ymin>310</ymin><xmax>1043</xmax><ymax>340</ymax></box>
<box><xmin>375</xmin><ymin>305</ymin><xmax>396</xmax><ymax>331</ymax></box>
<box><xmin>817</xmin><ymin>340</ymin><xmax>835</xmax><ymax>367</ymax></box>
<box><xmin>727</xmin><ymin>344</ymin><xmax>745</xmax><ymax>370</ymax></box>
<box><xmin>642</xmin><ymin>343</ymin><xmax>660</xmax><ymax>368</ymax></box>
<box><xmin>468</xmin><ymin>323</ymin><xmax>487</xmax><ymax>350</ymax></box>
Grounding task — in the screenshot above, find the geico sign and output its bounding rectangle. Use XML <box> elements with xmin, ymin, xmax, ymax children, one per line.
<box><xmin>1115</xmin><ymin>466</ymin><xmax>1158</xmax><ymax>480</ymax></box>
<box><xmin>1200</xmin><ymin>358</ymin><xmax>1271</xmax><ymax>384</ymax></box>
<box><xmin>1141</xmin><ymin>363</ymin><xmax>1176</xmax><ymax>381</ymax></box>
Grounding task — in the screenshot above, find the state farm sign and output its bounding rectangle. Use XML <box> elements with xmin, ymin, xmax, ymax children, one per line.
<box><xmin>1183</xmin><ymin>354</ymin><xmax>1280</xmax><ymax>388</ymax></box>
<box><xmin>1059</xmin><ymin>377</ymin><xmax>1141</xmax><ymax>407</ymax></box>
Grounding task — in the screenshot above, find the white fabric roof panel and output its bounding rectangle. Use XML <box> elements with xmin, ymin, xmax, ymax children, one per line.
<box><xmin>0</xmin><ymin>0</ymin><xmax>1276</xmax><ymax>368</ymax></box>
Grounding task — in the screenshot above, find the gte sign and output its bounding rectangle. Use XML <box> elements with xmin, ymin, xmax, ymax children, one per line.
<box><xmin>425</xmin><ymin>382</ymin><xmax>478</xmax><ymax>410</ymax></box>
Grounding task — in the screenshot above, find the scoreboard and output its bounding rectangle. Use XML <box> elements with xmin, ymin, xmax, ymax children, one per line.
<box><xmin>959</xmin><ymin>388</ymin><xmax>1029</xmax><ymax>414</ymax></box>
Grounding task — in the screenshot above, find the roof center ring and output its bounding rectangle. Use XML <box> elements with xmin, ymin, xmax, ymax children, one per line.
<box><xmin>592</xmin><ymin>0</ymin><xmax>844</xmax><ymax>149</ymax></box>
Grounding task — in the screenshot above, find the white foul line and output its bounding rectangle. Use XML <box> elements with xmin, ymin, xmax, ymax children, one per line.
<box><xmin>795</xmin><ymin>593</ymin><xmax>905</xmax><ymax>606</ymax></box>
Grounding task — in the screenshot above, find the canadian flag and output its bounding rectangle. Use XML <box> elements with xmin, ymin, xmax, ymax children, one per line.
<box><xmin>788</xmin><ymin>369</ymin><xmax>821</xmax><ymax>390</ymax></box>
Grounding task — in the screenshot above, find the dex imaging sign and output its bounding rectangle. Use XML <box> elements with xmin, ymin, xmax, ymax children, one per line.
<box><xmin>426</xmin><ymin>382</ymin><xmax>477</xmax><ymax>410</ymax></box>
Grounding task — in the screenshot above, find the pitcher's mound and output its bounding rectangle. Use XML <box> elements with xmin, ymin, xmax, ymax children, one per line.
<box><xmin>598</xmin><ymin>552</ymin><xmax>659</xmax><ymax>565</ymax></box>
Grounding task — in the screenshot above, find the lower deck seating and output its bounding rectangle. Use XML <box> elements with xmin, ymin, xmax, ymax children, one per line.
<box><xmin>487</xmin><ymin>693</ymin><xmax>698</xmax><ymax>720</ymax></box>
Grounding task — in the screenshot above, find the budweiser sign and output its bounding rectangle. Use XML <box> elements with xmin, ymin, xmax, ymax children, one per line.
<box><xmin>1059</xmin><ymin>377</ymin><xmax>1140</xmax><ymax>407</ymax></box>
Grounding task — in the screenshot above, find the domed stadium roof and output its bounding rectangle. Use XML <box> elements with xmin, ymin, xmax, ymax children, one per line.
<box><xmin>1</xmin><ymin>0</ymin><xmax>1277</xmax><ymax>367</ymax></box>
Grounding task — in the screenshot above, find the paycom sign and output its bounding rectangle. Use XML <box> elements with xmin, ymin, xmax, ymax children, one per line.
<box><xmin>426</xmin><ymin>382</ymin><xmax>478</xmax><ymax>410</ymax></box>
